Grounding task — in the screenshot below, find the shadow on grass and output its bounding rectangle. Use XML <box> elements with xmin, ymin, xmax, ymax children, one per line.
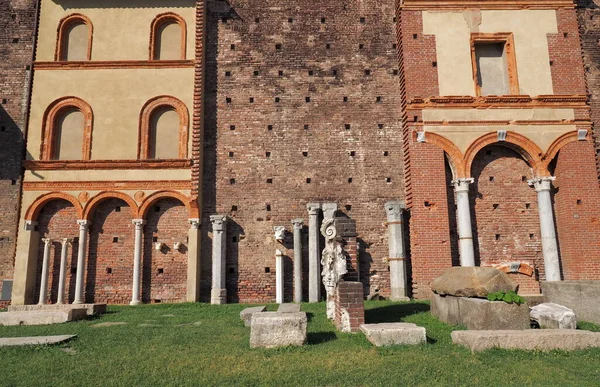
<box><xmin>307</xmin><ymin>331</ymin><xmax>337</xmax><ymax>344</ymax></box>
<box><xmin>426</xmin><ymin>336</ymin><xmax>437</xmax><ymax>344</ymax></box>
<box><xmin>365</xmin><ymin>303</ymin><xmax>430</xmax><ymax>324</ymax></box>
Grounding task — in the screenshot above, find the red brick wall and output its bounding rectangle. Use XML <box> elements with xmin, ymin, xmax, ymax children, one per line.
<box><xmin>334</xmin><ymin>280</ymin><xmax>365</xmax><ymax>333</ymax></box>
<box><xmin>34</xmin><ymin>200</ymin><xmax>79</xmax><ymax>304</ymax></box>
<box><xmin>553</xmin><ymin>140</ymin><xmax>600</xmax><ymax>280</ymax></box>
<box><xmin>86</xmin><ymin>199</ymin><xmax>135</xmax><ymax>304</ymax></box>
<box><xmin>0</xmin><ymin>0</ymin><xmax>36</xmax><ymax>302</ymax></box>
<box><xmin>548</xmin><ymin>8</ymin><xmax>587</xmax><ymax>95</ymax></box>
<box><xmin>202</xmin><ymin>0</ymin><xmax>404</xmax><ymax>302</ymax></box>
<box><xmin>469</xmin><ymin>146</ymin><xmax>543</xmax><ymax>294</ymax></box>
<box><xmin>142</xmin><ymin>198</ymin><xmax>188</xmax><ymax>303</ymax></box>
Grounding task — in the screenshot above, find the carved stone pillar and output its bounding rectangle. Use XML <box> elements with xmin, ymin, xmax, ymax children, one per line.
<box><xmin>210</xmin><ymin>215</ymin><xmax>228</xmax><ymax>305</ymax></box>
<box><xmin>57</xmin><ymin>238</ymin><xmax>71</xmax><ymax>304</ymax></box>
<box><xmin>38</xmin><ymin>238</ymin><xmax>52</xmax><ymax>305</ymax></box>
<box><xmin>74</xmin><ymin>220</ymin><xmax>90</xmax><ymax>304</ymax></box>
<box><xmin>187</xmin><ymin>218</ymin><xmax>201</xmax><ymax>302</ymax></box>
<box><xmin>307</xmin><ymin>203</ymin><xmax>322</xmax><ymax>303</ymax></box>
<box><xmin>452</xmin><ymin>178</ymin><xmax>476</xmax><ymax>267</ymax></box>
<box><xmin>529</xmin><ymin>177</ymin><xmax>561</xmax><ymax>281</ymax></box>
<box><xmin>292</xmin><ymin>218</ymin><xmax>304</xmax><ymax>303</ymax></box>
<box><xmin>385</xmin><ymin>201</ymin><xmax>409</xmax><ymax>301</ymax></box>
<box><xmin>130</xmin><ymin>219</ymin><xmax>146</xmax><ymax>305</ymax></box>
<box><xmin>276</xmin><ymin>249</ymin><xmax>284</xmax><ymax>304</ymax></box>
<box><xmin>322</xmin><ymin>203</ymin><xmax>338</xmax><ymax>221</ymax></box>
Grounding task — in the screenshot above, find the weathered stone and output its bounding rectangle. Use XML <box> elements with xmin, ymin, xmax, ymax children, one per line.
<box><xmin>240</xmin><ymin>306</ymin><xmax>266</xmax><ymax>327</ymax></box>
<box><xmin>360</xmin><ymin>323</ymin><xmax>426</xmax><ymax>346</ymax></box>
<box><xmin>8</xmin><ymin>303</ymin><xmax>107</xmax><ymax>316</ymax></box>
<box><xmin>0</xmin><ymin>335</ymin><xmax>76</xmax><ymax>347</ymax></box>
<box><xmin>277</xmin><ymin>304</ymin><xmax>300</xmax><ymax>313</ymax></box>
<box><xmin>431</xmin><ymin>294</ymin><xmax>530</xmax><ymax>330</ymax></box>
<box><xmin>452</xmin><ymin>329</ymin><xmax>600</xmax><ymax>352</ymax></box>
<box><xmin>431</xmin><ymin>267</ymin><xmax>517</xmax><ymax>298</ymax></box>
<box><xmin>530</xmin><ymin>303</ymin><xmax>576</xmax><ymax>329</ymax></box>
<box><xmin>91</xmin><ymin>322</ymin><xmax>127</xmax><ymax>328</ymax></box>
<box><xmin>541</xmin><ymin>281</ymin><xmax>600</xmax><ymax>325</ymax></box>
<box><xmin>250</xmin><ymin>312</ymin><xmax>307</xmax><ymax>348</ymax></box>
<box><xmin>0</xmin><ymin>309</ymin><xmax>87</xmax><ymax>326</ymax></box>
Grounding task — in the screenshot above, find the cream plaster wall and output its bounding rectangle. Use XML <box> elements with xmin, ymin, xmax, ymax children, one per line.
<box><xmin>24</xmin><ymin>169</ymin><xmax>191</xmax><ymax>182</ymax></box>
<box><xmin>37</xmin><ymin>0</ymin><xmax>196</xmax><ymax>61</ymax></box>
<box><xmin>423</xmin><ymin>10</ymin><xmax>558</xmax><ymax>96</ymax></box>
<box><xmin>27</xmin><ymin>68</ymin><xmax>194</xmax><ymax>161</ymax></box>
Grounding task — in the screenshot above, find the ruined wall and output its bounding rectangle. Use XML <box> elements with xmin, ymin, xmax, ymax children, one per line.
<box><xmin>202</xmin><ymin>0</ymin><xmax>404</xmax><ymax>302</ymax></box>
<box><xmin>0</xmin><ymin>0</ymin><xmax>37</xmax><ymax>305</ymax></box>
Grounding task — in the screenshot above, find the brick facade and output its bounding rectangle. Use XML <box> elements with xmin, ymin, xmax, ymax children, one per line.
<box><xmin>0</xmin><ymin>0</ymin><xmax>36</xmax><ymax>303</ymax></box>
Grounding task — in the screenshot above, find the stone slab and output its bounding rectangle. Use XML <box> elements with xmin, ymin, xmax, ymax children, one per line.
<box><xmin>452</xmin><ymin>329</ymin><xmax>600</xmax><ymax>352</ymax></box>
<box><xmin>360</xmin><ymin>323</ymin><xmax>426</xmax><ymax>346</ymax></box>
<box><xmin>0</xmin><ymin>335</ymin><xmax>76</xmax><ymax>347</ymax></box>
<box><xmin>541</xmin><ymin>281</ymin><xmax>600</xmax><ymax>325</ymax></box>
<box><xmin>0</xmin><ymin>309</ymin><xmax>87</xmax><ymax>326</ymax></box>
<box><xmin>8</xmin><ymin>303</ymin><xmax>106</xmax><ymax>316</ymax></box>
<box><xmin>530</xmin><ymin>303</ymin><xmax>576</xmax><ymax>329</ymax></box>
<box><xmin>240</xmin><ymin>306</ymin><xmax>266</xmax><ymax>327</ymax></box>
<box><xmin>431</xmin><ymin>294</ymin><xmax>530</xmax><ymax>330</ymax></box>
<box><xmin>91</xmin><ymin>322</ymin><xmax>127</xmax><ymax>328</ymax></box>
<box><xmin>250</xmin><ymin>312</ymin><xmax>307</xmax><ymax>348</ymax></box>
<box><xmin>277</xmin><ymin>304</ymin><xmax>300</xmax><ymax>313</ymax></box>
<box><xmin>431</xmin><ymin>267</ymin><xmax>517</xmax><ymax>298</ymax></box>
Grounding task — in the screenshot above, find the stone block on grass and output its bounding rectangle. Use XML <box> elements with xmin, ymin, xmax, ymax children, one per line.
<box><xmin>431</xmin><ymin>267</ymin><xmax>517</xmax><ymax>298</ymax></box>
<box><xmin>250</xmin><ymin>312</ymin><xmax>307</xmax><ymax>348</ymax></box>
<box><xmin>530</xmin><ymin>303</ymin><xmax>576</xmax><ymax>329</ymax></box>
<box><xmin>0</xmin><ymin>309</ymin><xmax>87</xmax><ymax>326</ymax></box>
<box><xmin>277</xmin><ymin>304</ymin><xmax>300</xmax><ymax>313</ymax></box>
<box><xmin>360</xmin><ymin>323</ymin><xmax>426</xmax><ymax>346</ymax></box>
<box><xmin>240</xmin><ymin>306</ymin><xmax>266</xmax><ymax>327</ymax></box>
<box><xmin>8</xmin><ymin>303</ymin><xmax>106</xmax><ymax>316</ymax></box>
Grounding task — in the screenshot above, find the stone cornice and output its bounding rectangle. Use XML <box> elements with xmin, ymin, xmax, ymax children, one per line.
<box><xmin>34</xmin><ymin>60</ymin><xmax>195</xmax><ymax>70</ymax></box>
<box><xmin>408</xmin><ymin>95</ymin><xmax>588</xmax><ymax>109</ymax></box>
<box><xmin>401</xmin><ymin>0</ymin><xmax>575</xmax><ymax>10</ymax></box>
<box><xmin>23</xmin><ymin>159</ymin><xmax>193</xmax><ymax>170</ymax></box>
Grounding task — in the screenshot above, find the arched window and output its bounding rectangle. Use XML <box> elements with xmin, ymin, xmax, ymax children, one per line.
<box><xmin>41</xmin><ymin>97</ymin><xmax>93</xmax><ymax>160</ymax></box>
<box><xmin>150</xmin><ymin>13</ymin><xmax>187</xmax><ymax>60</ymax></box>
<box><xmin>139</xmin><ymin>96</ymin><xmax>189</xmax><ymax>159</ymax></box>
<box><xmin>56</xmin><ymin>14</ymin><xmax>93</xmax><ymax>61</ymax></box>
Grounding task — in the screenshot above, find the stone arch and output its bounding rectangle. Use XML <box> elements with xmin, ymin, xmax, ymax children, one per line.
<box><xmin>139</xmin><ymin>190</ymin><xmax>197</xmax><ymax>219</ymax></box>
<box><xmin>83</xmin><ymin>191</ymin><xmax>139</xmax><ymax>220</ymax></box>
<box><xmin>25</xmin><ymin>192</ymin><xmax>83</xmax><ymax>221</ymax></box>
<box><xmin>424</xmin><ymin>132</ymin><xmax>466</xmax><ymax>178</ymax></box>
<box><xmin>464</xmin><ymin>132</ymin><xmax>546</xmax><ymax>177</ymax></box>
<box><xmin>138</xmin><ymin>96</ymin><xmax>189</xmax><ymax>159</ymax></box>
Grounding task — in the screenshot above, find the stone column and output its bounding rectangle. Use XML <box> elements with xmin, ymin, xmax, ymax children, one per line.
<box><xmin>307</xmin><ymin>203</ymin><xmax>322</xmax><ymax>303</ymax></box>
<box><xmin>276</xmin><ymin>249</ymin><xmax>284</xmax><ymax>304</ymax></box>
<box><xmin>210</xmin><ymin>215</ymin><xmax>227</xmax><ymax>304</ymax></box>
<box><xmin>74</xmin><ymin>220</ymin><xmax>90</xmax><ymax>304</ymax></box>
<box><xmin>187</xmin><ymin>219</ymin><xmax>201</xmax><ymax>302</ymax></box>
<box><xmin>292</xmin><ymin>218</ymin><xmax>304</xmax><ymax>303</ymax></box>
<box><xmin>57</xmin><ymin>238</ymin><xmax>71</xmax><ymax>304</ymax></box>
<box><xmin>38</xmin><ymin>238</ymin><xmax>52</xmax><ymax>305</ymax></box>
<box><xmin>529</xmin><ymin>177</ymin><xmax>561</xmax><ymax>281</ymax></box>
<box><xmin>385</xmin><ymin>201</ymin><xmax>409</xmax><ymax>301</ymax></box>
<box><xmin>130</xmin><ymin>219</ymin><xmax>145</xmax><ymax>306</ymax></box>
<box><xmin>452</xmin><ymin>178</ymin><xmax>476</xmax><ymax>267</ymax></box>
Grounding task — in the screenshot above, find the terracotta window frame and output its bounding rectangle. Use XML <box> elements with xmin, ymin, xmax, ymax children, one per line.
<box><xmin>55</xmin><ymin>13</ymin><xmax>94</xmax><ymax>61</ymax></box>
<box><xmin>470</xmin><ymin>33</ymin><xmax>519</xmax><ymax>96</ymax></box>
<box><xmin>40</xmin><ymin>96</ymin><xmax>94</xmax><ymax>160</ymax></box>
<box><xmin>138</xmin><ymin>96</ymin><xmax>190</xmax><ymax>159</ymax></box>
<box><xmin>149</xmin><ymin>13</ymin><xmax>187</xmax><ymax>60</ymax></box>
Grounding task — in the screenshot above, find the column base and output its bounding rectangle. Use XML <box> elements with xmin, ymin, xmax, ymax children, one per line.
<box><xmin>73</xmin><ymin>300</ymin><xmax>84</xmax><ymax>305</ymax></box>
<box><xmin>211</xmin><ymin>289</ymin><xmax>227</xmax><ymax>305</ymax></box>
<box><xmin>129</xmin><ymin>300</ymin><xmax>142</xmax><ymax>306</ymax></box>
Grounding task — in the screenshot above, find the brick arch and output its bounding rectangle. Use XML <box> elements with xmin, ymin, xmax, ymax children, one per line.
<box><xmin>40</xmin><ymin>96</ymin><xmax>94</xmax><ymax>161</ymax></box>
<box><xmin>139</xmin><ymin>190</ymin><xmax>198</xmax><ymax>219</ymax></box>
<box><xmin>55</xmin><ymin>13</ymin><xmax>93</xmax><ymax>61</ymax></box>
<box><xmin>424</xmin><ymin>132</ymin><xmax>466</xmax><ymax>178</ymax></box>
<box><xmin>83</xmin><ymin>191</ymin><xmax>139</xmax><ymax>220</ymax></box>
<box><xmin>543</xmin><ymin>130</ymin><xmax>586</xmax><ymax>169</ymax></box>
<box><xmin>149</xmin><ymin>12</ymin><xmax>187</xmax><ymax>60</ymax></box>
<box><xmin>138</xmin><ymin>95</ymin><xmax>189</xmax><ymax>159</ymax></box>
<box><xmin>25</xmin><ymin>192</ymin><xmax>84</xmax><ymax>221</ymax></box>
<box><xmin>464</xmin><ymin>132</ymin><xmax>547</xmax><ymax>177</ymax></box>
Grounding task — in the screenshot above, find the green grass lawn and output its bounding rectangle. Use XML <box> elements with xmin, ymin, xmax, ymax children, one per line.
<box><xmin>0</xmin><ymin>301</ymin><xmax>599</xmax><ymax>386</ymax></box>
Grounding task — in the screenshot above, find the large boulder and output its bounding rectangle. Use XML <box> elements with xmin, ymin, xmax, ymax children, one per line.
<box><xmin>431</xmin><ymin>267</ymin><xmax>517</xmax><ymax>298</ymax></box>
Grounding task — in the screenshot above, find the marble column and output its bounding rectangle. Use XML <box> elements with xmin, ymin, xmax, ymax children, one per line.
<box><xmin>57</xmin><ymin>238</ymin><xmax>70</xmax><ymax>304</ymax></box>
<box><xmin>385</xmin><ymin>201</ymin><xmax>409</xmax><ymax>301</ymax></box>
<box><xmin>210</xmin><ymin>215</ymin><xmax>227</xmax><ymax>304</ymax></box>
<box><xmin>276</xmin><ymin>249</ymin><xmax>284</xmax><ymax>304</ymax></box>
<box><xmin>130</xmin><ymin>219</ymin><xmax>145</xmax><ymax>305</ymax></box>
<box><xmin>292</xmin><ymin>218</ymin><xmax>304</xmax><ymax>303</ymax></box>
<box><xmin>187</xmin><ymin>219</ymin><xmax>201</xmax><ymax>302</ymax></box>
<box><xmin>529</xmin><ymin>177</ymin><xmax>561</xmax><ymax>281</ymax></box>
<box><xmin>74</xmin><ymin>220</ymin><xmax>90</xmax><ymax>304</ymax></box>
<box><xmin>307</xmin><ymin>203</ymin><xmax>322</xmax><ymax>303</ymax></box>
<box><xmin>452</xmin><ymin>178</ymin><xmax>476</xmax><ymax>267</ymax></box>
<box><xmin>38</xmin><ymin>238</ymin><xmax>52</xmax><ymax>305</ymax></box>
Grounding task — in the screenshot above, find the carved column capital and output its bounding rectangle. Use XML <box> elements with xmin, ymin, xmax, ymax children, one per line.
<box><xmin>322</xmin><ymin>202</ymin><xmax>338</xmax><ymax>220</ymax></box>
<box><xmin>528</xmin><ymin>176</ymin><xmax>556</xmax><ymax>192</ymax></box>
<box><xmin>77</xmin><ymin>219</ymin><xmax>91</xmax><ymax>229</ymax></box>
<box><xmin>292</xmin><ymin>218</ymin><xmax>304</xmax><ymax>229</ymax></box>
<box><xmin>188</xmin><ymin>218</ymin><xmax>200</xmax><ymax>229</ymax></box>
<box><xmin>42</xmin><ymin>238</ymin><xmax>52</xmax><ymax>245</ymax></box>
<box><xmin>385</xmin><ymin>201</ymin><xmax>405</xmax><ymax>222</ymax></box>
<box><xmin>61</xmin><ymin>238</ymin><xmax>72</xmax><ymax>245</ymax></box>
<box><xmin>210</xmin><ymin>215</ymin><xmax>227</xmax><ymax>231</ymax></box>
<box><xmin>306</xmin><ymin>203</ymin><xmax>321</xmax><ymax>215</ymax></box>
<box><xmin>132</xmin><ymin>219</ymin><xmax>146</xmax><ymax>229</ymax></box>
<box><xmin>452</xmin><ymin>178</ymin><xmax>475</xmax><ymax>193</ymax></box>
<box><xmin>273</xmin><ymin>226</ymin><xmax>286</xmax><ymax>241</ymax></box>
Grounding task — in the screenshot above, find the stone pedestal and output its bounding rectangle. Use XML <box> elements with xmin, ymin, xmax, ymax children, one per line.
<box><xmin>334</xmin><ymin>281</ymin><xmax>365</xmax><ymax>333</ymax></box>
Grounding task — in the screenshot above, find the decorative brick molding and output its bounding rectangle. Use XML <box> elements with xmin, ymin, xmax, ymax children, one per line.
<box><xmin>35</xmin><ymin>60</ymin><xmax>194</xmax><ymax>70</ymax></box>
<box><xmin>138</xmin><ymin>190</ymin><xmax>199</xmax><ymax>218</ymax></box>
<box><xmin>149</xmin><ymin>12</ymin><xmax>187</xmax><ymax>60</ymax></box>
<box><xmin>138</xmin><ymin>96</ymin><xmax>190</xmax><ymax>160</ymax></box>
<box><xmin>334</xmin><ymin>281</ymin><xmax>365</xmax><ymax>333</ymax></box>
<box><xmin>25</xmin><ymin>192</ymin><xmax>84</xmax><ymax>221</ymax></box>
<box><xmin>23</xmin><ymin>180</ymin><xmax>191</xmax><ymax>191</ymax></box>
<box><xmin>409</xmin><ymin>95</ymin><xmax>588</xmax><ymax>109</ymax></box>
<box><xmin>190</xmin><ymin>0</ymin><xmax>205</xmax><ymax>201</ymax></box>
<box><xmin>40</xmin><ymin>96</ymin><xmax>93</xmax><ymax>160</ymax></box>
<box><xmin>24</xmin><ymin>159</ymin><xmax>192</xmax><ymax>170</ymax></box>
<box><xmin>83</xmin><ymin>191</ymin><xmax>139</xmax><ymax>220</ymax></box>
<box><xmin>55</xmin><ymin>13</ymin><xmax>93</xmax><ymax>61</ymax></box>
<box><xmin>401</xmin><ymin>0</ymin><xmax>576</xmax><ymax>10</ymax></box>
